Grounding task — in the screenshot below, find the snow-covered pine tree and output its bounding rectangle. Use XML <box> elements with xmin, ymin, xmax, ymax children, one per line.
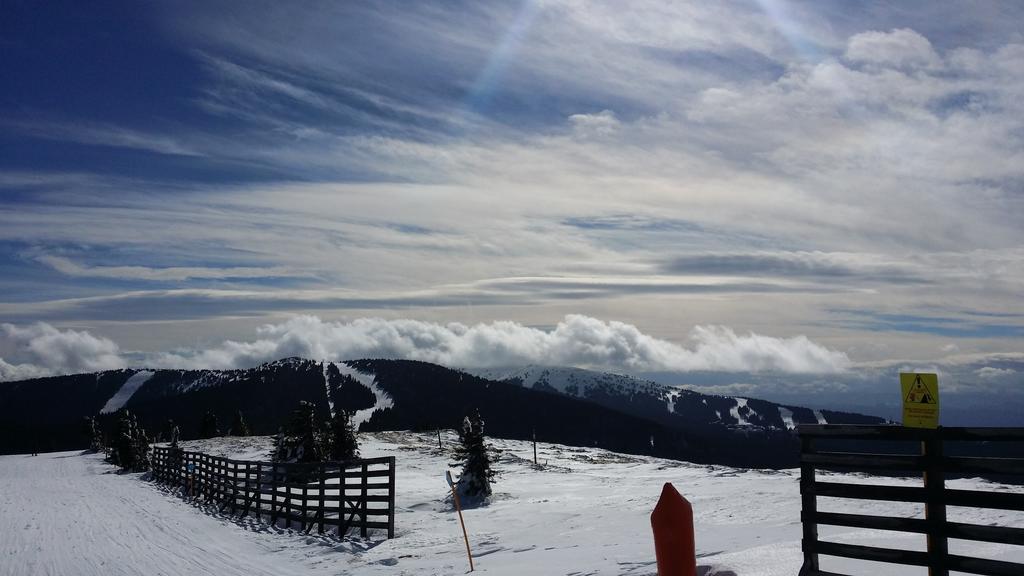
<box><xmin>110</xmin><ymin>411</ymin><xmax>150</xmax><ymax>472</ymax></box>
<box><xmin>167</xmin><ymin>419</ymin><xmax>180</xmax><ymax>448</ymax></box>
<box><xmin>83</xmin><ymin>416</ymin><xmax>103</xmax><ymax>453</ymax></box>
<box><xmin>451</xmin><ymin>409</ymin><xmax>496</xmax><ymax>503</ymax></box>
<box><xmin>198</xmin><ymin>410</ymin><xmax>220</xmax><ymax>439</ymax></box>
<box><xmin>112</xmin><ymin>411</ymin><xmax>134</xmax><ymax>470</ymax></box>
<box><xmin>272</xmin><ymin>401</ymin><xmax>324</xmax><ymax>463</ymax></box>
<box><xmin>327</xmin><ymin>409</ymin><xmax>359</xmax><ymax>461</ymax></box>
<box><xmin>229</xmin><ymin>410</ymin><xmax>251</xmax><ymax>436</ymax></box>
<box><xmin>131</xmin><ymin>414</ymin><xmax>151</xmax><ymax>471</ymax></box>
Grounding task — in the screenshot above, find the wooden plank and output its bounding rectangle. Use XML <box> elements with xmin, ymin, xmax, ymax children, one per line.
<box><xmin>946</xmin><ymin>555</ymin><xmax>1024</xmax><ymax>576</ymax></box>
<box><xmin>946</xmin><ymin>522</ymin><xmax>1024</xmax><ymax>546</ymax></box>
<box><xmin>318</xmin><ymin>494</ymin><xmax>392</xmax><ymax>503</ymax></box>
<box><xmin>798</xmin><ymin>425</ymin><xmax>1024</xmax><ymax>441</ymax></box>
<box><xmin>945</xmin><ymin>489</ymin><xmax>1024</xmax><ymax>511</ymax></box>
<box><xmin>938</xmin><ymin>428</ymin><xmax>1024</xmax><ymax>441</ymax></box>
<box><xmin>808</xmin><ymin>481</ymin><xmax>927</xmax><ymax>503</ymax></box>
<box><xmin>944</xmin><ymin>456</ymin><xmax>1024</xmax><ymax>476</ymax></box>
<box><xmin>798</xmin><ymin>425</ymin><xmax>931</xmax><ymax>440</ymax></box>
<box><xmin>298</xmin><ymin>515</ymin><xmax>392</xmax><ymax>530</ymax></box>
<box><xmin>807</xmin><ymin>511</ymin><xmax>928</xmax><ymax>534</ymax></box>
<box><xmin>802</xmin><ymin>452</ymin><xmax>925</xmax><ymax>471</ymax></box>
<box><xmin>812</xmin><ymin>541</ymin><xmax>930</xmax><ymax>567</ymax></box>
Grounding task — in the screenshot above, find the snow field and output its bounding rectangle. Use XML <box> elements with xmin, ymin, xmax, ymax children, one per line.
<box><xmin>3</xmin><ymin>432</ymin><xmax>1022</xmax><ymax>576</ymax></box>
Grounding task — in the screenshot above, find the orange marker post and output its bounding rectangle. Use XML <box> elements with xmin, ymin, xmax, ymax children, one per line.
<box><xmin>651</xmin><ymin>482</ymin><xmax>696</xmax><ymax>576</ymax></box>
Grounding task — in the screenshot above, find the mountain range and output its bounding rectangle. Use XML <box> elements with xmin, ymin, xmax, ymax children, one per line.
<box><xmin>0</xmin><ymin>358</ymin><xmax>886</xmax><ymax>467</ymax></box>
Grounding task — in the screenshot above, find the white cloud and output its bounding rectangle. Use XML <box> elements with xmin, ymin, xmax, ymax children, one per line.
<box><xmin>0</xmin><ymin>323</ymin><xmax>126</xmax><ymax>380</ymax></box>
<box><xmin>34</xmin><ymin>254</ymin><xmax>302</xmax><ymax>282</ymax></box>
<box><xmin>5</xmin><ymin>120</ymin><xmax>202</xmax><ymax>157</ymax></box>
<box><xmin>974</xmin><ymin>366</ymin><xmax>1016</xmax><ymax>380</ymax></box>
<box><xmin>844</xmin><ymin>28</ymin><xmax>941</xmax><ymax>69</ymax></box>
<box><xmin>146</xmin><ymin>314</ymin><xmax>851</xmax><ymax>374</ymax></box>
<box><xmin>568</xmin><ymin>110</ymin><xmax>620</xmax><ymax>136</ymax></box>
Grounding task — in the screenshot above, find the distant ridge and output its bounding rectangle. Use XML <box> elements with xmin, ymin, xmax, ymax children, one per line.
<box><xmin>0</xmin><ymin>358</ymin><xmax>886</xmax><ymax>467</ymax></box>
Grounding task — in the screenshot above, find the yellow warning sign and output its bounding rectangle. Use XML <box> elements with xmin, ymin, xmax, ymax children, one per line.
<box><xmin>900</xmin><ymin>373</ymin><xmax>939</xmax><ymax>428</ymax></box>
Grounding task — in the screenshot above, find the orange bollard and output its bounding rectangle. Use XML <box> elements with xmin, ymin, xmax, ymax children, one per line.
<box><xmin>651</xmin><ymin>482</ymin><xmax>696</xmax><ymax>576</ymax></box>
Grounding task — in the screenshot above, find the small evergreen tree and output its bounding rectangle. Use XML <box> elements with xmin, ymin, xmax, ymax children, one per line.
<box><xmin>132</xmin><ymin>415</ymin><xmax>152</xmax><ymax>471</ymax></box>
<box><xmin>229</xmin><ymin>410</ymin><xmax>251</xmax><ymax>437</ymax></box>
<box><xmin>451</xmin><ymin>409</ymin><xmax>495</xmax><ymax>503</ymax></box>
<box><xmin>326</xmin><ymin>409</ymin><xmax>359</xmax><ymax>461</ymax></box>
<box><xmin>167</xmin><ymin>419</ymin><xmax>180</xmax><ymax>448</ymax></box>
<box><xmin>109</xmin><ymin>411</ymin><xmax>150</xmax><ymax>472</ymax></box>
<box><xmin>83</xmin><ymin>416</ymin><xmax>103</xmax><ymax>453</ymax></box>
<box><xmin>198</xmin><ymin>410</ymin><xmax>220</xmax><ymax>439</ymax></box>
<box><xmin>272</xmin><ymin>401</ymin><xmax>324</xmax><ymax>463</ymax></box>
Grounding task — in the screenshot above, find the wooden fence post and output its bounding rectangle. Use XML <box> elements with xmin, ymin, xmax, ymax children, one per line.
<box><xmin>270</xmin><ymin>465</ymin><xmax>279</xmax><ymax>527</ymax></box>
<box><xmin>360</xmin><ymin>462</ymin><xmax>369</xmax><ymax>537</ymax></box>
<box><xmin>798</xmin><ymin>435</ymin><xmax>818</xmax><ymax>576</ymax></box>
<box><xmin>254</xmin><ymin>462</ymin><xmax>263</xmax><ymax>521</ymax></box>
<box><xmin>923</xmin><ymin>432</ymin><xmax>949</xmax><ymax>576</ymax></box>
<box><xmin>317</xmin><ymin>463</ymin><xmax>326</xmax><ymax>534</ymax></box>
<box><xmin>387</xmin><ymin>456</ymin><xmax>396</xmax><ymax>539</ymax></box>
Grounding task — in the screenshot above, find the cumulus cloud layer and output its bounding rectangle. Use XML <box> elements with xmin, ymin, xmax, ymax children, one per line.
<box><xmin>0</xmin><ymin>316</ymin><xmax>854</xmax><ymax>380</ymax></box>
<box><xmin>0</xmin><ymin>323</ymin><xmax>126</xmax><ymax>380</ymax></box>
<box><xmin>146</xmin><ymin>314</ymin><xmax>851</xmax><ymax>374</ymax></box>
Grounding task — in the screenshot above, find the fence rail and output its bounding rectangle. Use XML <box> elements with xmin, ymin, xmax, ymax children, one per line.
<box><xmin>798</xmin><ymin>424</ymin><xmax>1024</xmax><ymax>576</ymax></box>
<box><xmin>151</xmin><ymin>446</ymin><xmax>395</xmax><ymax>538</ymax></box>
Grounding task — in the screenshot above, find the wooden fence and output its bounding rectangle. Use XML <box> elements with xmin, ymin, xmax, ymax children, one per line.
<box><xmin>151</xmin><ymin>446</ymin><xmax>396</xmax><ymax>538</ymax></box>
<box><xmin>798</xmin><ymin>425</ymin><xmax>1024</xmax><ymax>576</ymax></box>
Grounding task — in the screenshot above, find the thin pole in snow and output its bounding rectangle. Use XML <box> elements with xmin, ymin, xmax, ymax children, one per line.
<box><xmin>532</xmin><ymin>428</ymin><xmax>537</xmax><ymax>466</ymax></box>
<box><xmin>445</xmin><ymin>470</ymin><xmax>474</xmax><ymax>572</ymax></box>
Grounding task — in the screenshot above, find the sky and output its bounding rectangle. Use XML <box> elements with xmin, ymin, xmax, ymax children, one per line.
<box><xmin>1</xmin><ymin>1</ymin><xmax>1022</xmax><ymax>420</ymax></box>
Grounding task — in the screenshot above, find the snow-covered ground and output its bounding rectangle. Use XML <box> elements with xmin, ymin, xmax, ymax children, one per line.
<box><xmin>2</xmin><ymin>432</ymin><xmax>1022</xmax><ymax>575</ymax></box>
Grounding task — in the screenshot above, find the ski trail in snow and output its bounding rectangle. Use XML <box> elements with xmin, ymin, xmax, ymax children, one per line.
<box><xmin>730</xmin><ymin>398</ymin><xmax>751</xmax><ymax>426</ymax></box>
<box><xmin>778</xmin><ymin>405</ymin><xmax>794</xmax><ymax>428</ymax></box>
<box><xmin>813</xmin><ymin>409</ymin><xmax>828</xmax><ymax>424</ymax></box>
<box><xmin>0</xmin><ymin>451</ymin><xmax>314</xmax><ymax>576</ymax></box>
<box><xmin>322</xmin><ymin>362</ymin><xmax>335</xmax><ymax>418</ymax></box>
<box><xmin>100</xmin><ymin>371</ymin><xmax>154</xmax><ymax>414</ymax></box>
<box><xmin>335</xmin><ymin>363</ymin><xmax>393</xmax><ymax>428</ymax></box>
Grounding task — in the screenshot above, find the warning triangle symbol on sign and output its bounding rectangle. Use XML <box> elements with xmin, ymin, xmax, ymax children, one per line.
<box><xmin>905</xmin><ymin>374</ymin><xmax>936</xmax><ymax>404</ymax></box>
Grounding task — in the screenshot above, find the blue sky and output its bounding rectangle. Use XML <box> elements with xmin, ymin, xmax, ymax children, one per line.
<box><xmin>1</xmin><ymin>1</ymin><xmax>1022</xmax><ymax>416</ymax></box>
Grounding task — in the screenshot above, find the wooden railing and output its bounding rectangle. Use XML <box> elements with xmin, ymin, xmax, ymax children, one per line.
<box><xmin>151</xmin><ymin>446</ymin><xmax>396</xmax><ymax>538</ymax></box>
<box><xmin>798</xmin><ymin>425</ymin><xmax>1024</xmax><ymax>576</ymax></box>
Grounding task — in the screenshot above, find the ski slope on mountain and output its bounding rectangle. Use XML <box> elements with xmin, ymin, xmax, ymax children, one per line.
<box><xmin>3</xmin><ymin>432</ymin><xmax>1022</xmax><ymax>575</ymax></box>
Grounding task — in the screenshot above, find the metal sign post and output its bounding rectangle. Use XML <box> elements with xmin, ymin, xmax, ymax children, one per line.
<box><xmin>901</xmin><ymin>372</ymin><xmax>940</xmax><ymax>428</ymax></box>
